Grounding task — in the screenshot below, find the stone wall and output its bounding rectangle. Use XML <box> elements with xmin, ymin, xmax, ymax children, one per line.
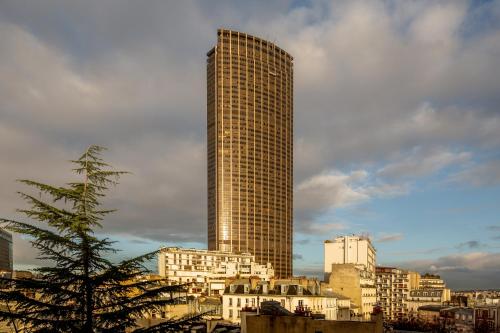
<box><xmin>246</xmin><ymin>313</ymin><xmax>383</xmax><ymax>333</ymax></box>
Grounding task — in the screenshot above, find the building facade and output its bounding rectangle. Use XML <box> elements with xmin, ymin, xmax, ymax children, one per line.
<box><xmin>474</xmin><ymin>304</ymin><xmax>500</xmax><ymax>333</ymax></box>
<box><xmin>440</xmin><ymin>307</ymin><xmax>474</xmax><ymax>333</ymax></box>
<box><xmin>324</xmin><ymin>235</ymin><xmax>376</xmax><ymax>281</ymax></box>
<box><xmin>419</xmin><ymin>273</ymin><xmax>446</xmax><ymax>289</ymax></box>
<box><xmin>222</xmin><ymin>278</ymin><xmax>343</xmax><ymax>323</ymax></box>
<box><xmin>207</xmin><ymin>29</ymin><xmax>294</xmax><ymax>278</ymax></box>
<box><xmin>324</xmin><ymin>264</ymin><xmax>377</xmax><ymax>321</ymax></box>
<box><xmin>323</xmin><ymin>235</ymin><xmax>377</xmax><ymax>320</ymax></box>
<box><xmin>407</xmin><ymin>289</ymin><xmax>451</xmax><ymax>314</ymax></box>
<box><xmin>376</xmin><ymin>266</ymin><xmax>409</xmax><ymax>321</ymax></box>
<box><xmin>0</xmin><ymin>229</ymin><xmax>12</xmax><ymax>272</ymax></box>
<box><xmin>408</xmin><ymin>271</ymin><xmax>421</xmax><ymax>291</ymax></box>
<box><xmin>157</xmin><ymin>247</ymin><xmax>274</xmax><ymax>295</ymax></box>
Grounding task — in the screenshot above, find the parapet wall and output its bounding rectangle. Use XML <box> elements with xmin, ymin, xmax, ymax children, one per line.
<box><xmin>246</xmin><ymin>314</ymin><xmax>383</xmax><ymax>333</ymax></box>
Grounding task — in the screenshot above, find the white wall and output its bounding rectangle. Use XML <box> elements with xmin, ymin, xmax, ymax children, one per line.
<box><xmin>324</xmin><ymin>236</ymin><xmax>376</xmax><ymax>275</ymax></box>
<box><xmin>222</xmin><ymin>294</ymin><xmax>339</xmax><ymax>323</ymax></box>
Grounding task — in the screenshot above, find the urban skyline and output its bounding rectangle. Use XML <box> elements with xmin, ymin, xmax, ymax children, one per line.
<box><xmin>1</xmin><ymin>0</ymin><xmax>500</xmax><ymax>290</ymax></box>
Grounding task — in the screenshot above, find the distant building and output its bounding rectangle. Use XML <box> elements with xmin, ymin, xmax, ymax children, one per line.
<box><xmin>0</xmin><ymin>229</ymin><xmax>12</xmax><ymax>272</ymax></box>
<box><xmin>449</xmin><ymin>295</ymin><xmax>469</xmax><ymax>307</ymax></box>
<box><xmin>455</xmin><ymin>290</ymin><xmax>500</xmax><ymax>307</ymax></box>
<box><xmin>474</xmin><ymin>304</ymin><xmax>500</xmax><ymax>333</ymax></box>
<box><xmin>324</xmin><ymin>235</ymin><xmax>376</xmax><ymax>280</ymax></box>
<box><xmin>222</xmin><ymin>278</ymin><xmax>347</xmax><ymax>323</ymax></box>
<box><xmin>376</xmin><ymin>266</ymin><xmax>409</xmax><ymax>321</ymax></box>
<box><xmin>407</xmin><ymin>289</ymin><xmax>451</xmax><ymax>315</ymax></box>
<box><xmin>416</xmin><ymin>305</ymin><xmax>447</xmax><ymax>323</ymax></box>
<box><xmin>419</xmin><ymin>273</ymin><xmax>446</xmax><ymax>289</ymax></box>
<box><xmin>324</xmin><ymin>264</ymin><xmax>377</xmax><ymax>321</ymax></box>
<box><xmin>157</xmin><ymin>247</ymin><xmax>274</xmax><ymax>295</ymax></box>
<box><xmin>408</xmin><ymin>271</ymin><xmax>420</xmax><ymax>290</ymax></box>
<box><xmin>440</xmin><ymin>307</ymin><xmax>474</xmax><ymax>333</ymax></box>
<box><xmin>324</xmin><ymin>235</ymin><xmax>376</xmax><ymax>321</ymax></box>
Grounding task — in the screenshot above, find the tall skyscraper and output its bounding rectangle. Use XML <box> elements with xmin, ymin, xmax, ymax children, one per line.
<box><xmin>207</xmin><ymin>29</ymin><xmax>293</xmax><ymax>278</ymax></box>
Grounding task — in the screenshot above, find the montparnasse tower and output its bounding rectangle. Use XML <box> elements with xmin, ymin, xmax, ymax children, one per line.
<box><xmin>207</xmin><ymin>29</ymin><xmax>293</xmax><ymax>278</ymax></box>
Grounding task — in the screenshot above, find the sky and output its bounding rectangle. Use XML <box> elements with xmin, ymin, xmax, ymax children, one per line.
<box><xmin>1</xmin><ymin>0</ymin><xmax>500</xmax><ymax>290</ymax></box>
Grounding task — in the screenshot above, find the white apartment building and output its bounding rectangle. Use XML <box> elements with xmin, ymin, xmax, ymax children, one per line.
<box><xmin>324</xmin><ymin>235</ymin><xmax>376</xmax><ymax>280</ymax></box>
<box><xmin>419</xmin><ymin>274</ymin><xmax>446</xmax><ymax>289</ymax></box>
<box><xmin>157</xmin><ymin>247</ymin><xmax>274</xmax><ymax>295</ymax></box>
<box><xmin>376</xmin><ymin>266</ymin><xmax>410</xmax><ymax>321</ymax></box>
<box><xmin>221</xmin><ymin>279</ymin><xmax>345</xmax><ymax>323</ymax></box>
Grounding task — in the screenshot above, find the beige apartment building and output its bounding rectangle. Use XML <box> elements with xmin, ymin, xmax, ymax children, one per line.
<box><xmin>407</xmin><ymin>289</ymin><xmax>451</xmax><ymax>314</ymax></box>
<box><xmin>222</xmin><ymin>278</ymin><xmax>348</xmax><ymax>323</ymax></box>
<box><xmin>376</xmin><ymin>266</ymin><xmax>410</xmax><ymax>321</ymax></box>
<box><xmin>324</xmin><ymin>264</ymin><xmax>377</xmax><ymax>321</ymax></box>
<box><xmin>207</xmin><ymin>29</ymin><xmax>294</xmax><ymax>278</ymax></box>
<box><xmin>408</xmin><ymin>271</ymin><xmax>421</xmax><ymax>290</ymax></box>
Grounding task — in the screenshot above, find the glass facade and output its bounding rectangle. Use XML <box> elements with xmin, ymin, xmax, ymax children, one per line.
<box><xmin>207</xmin><ymin>29</ymin><xmax>293</xmax><ymax>278</ymax></box>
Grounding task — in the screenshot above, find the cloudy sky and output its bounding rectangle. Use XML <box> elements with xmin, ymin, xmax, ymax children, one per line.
<box><xmin>1</xmin><ymin>0</ymin><xmax>500</xmax><ymax>289</ymax></box>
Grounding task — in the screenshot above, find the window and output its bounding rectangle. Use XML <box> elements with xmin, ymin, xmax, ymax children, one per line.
<box><xmin>229</xmin><ymin>298</ymin><xmax>233</xmax><ymax>306</ymax></box>
<box><xmin>237</xmin><ymin>298</ymin><xmax>241</xmax><ymax>307</ymax></box>
<box><xmin>229</xmin><ymin>309</ymin><xmax>233</xmax><ymax>318</ymax></box>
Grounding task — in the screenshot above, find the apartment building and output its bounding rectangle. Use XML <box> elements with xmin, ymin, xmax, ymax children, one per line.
<box><xmin>324</xmin><ymin>235</ymin><xmax>376</xmax><ymax>280</ymax></box>
<box><xmin>420</xmin><ymin>273</ymin><xmax>446</xmax><ymax>289</ymax></box>
<box><xmin>157</xmin><ymin>247</ymin><xmax>274</xmax><ymax>295</ymax></box>
<box><xmin>407</xmin><ymin>289</ymin><xmax>451</xmax><ymax>314</ymax></box>
<box><xmin>474</xmin><ymin>304</ymin><xmax>500</xmax><ymax>332</ymax></box>
<box><xmin>376</xmin><ymin>266</ymin><xmax>409</xmax><ymax>321</ymax></box>
<box><xmin>324</xmin><ymin>235</ymin><xmax>377</xmax><ymax>320</ymax></box>
<box><xmin>222</xmin><ymin>278</ymin><xmax>347</xmax><ymax>323</ymax></box>
<box><xmin>324</xmin><ymin>264</ymin><xmax>377</xmax><ymax>321</ymax></box>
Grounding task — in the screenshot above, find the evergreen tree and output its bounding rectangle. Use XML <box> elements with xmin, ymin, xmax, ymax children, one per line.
<box><xmin>0</xmin><ymin>146</ymin><xmax>190</xmax><ymax>332</ymax></box>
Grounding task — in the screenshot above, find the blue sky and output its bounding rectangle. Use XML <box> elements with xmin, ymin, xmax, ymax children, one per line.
<box><xmin>1</xmin><ymin>0</ymin><xmax>500</xmax><ymax>289</ymax></box>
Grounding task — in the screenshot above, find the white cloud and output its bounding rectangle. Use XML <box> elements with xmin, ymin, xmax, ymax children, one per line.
<box><xmin>301</xmin><ymin>222</ymin><xmax>348</xmax><ymax>235</ymax></box>
<box><xmin>410</xmin><ymin>1</ymin><xmax>466</xmax><ymax>46</ymax></box>
<box><xmin>377</xmin><ymin>145</ymin><xmax>471</xmax><ymax>180</ymax></box>
<box><xmin>431</xmin><ymin>252</ymin><xmax>500</xmax><ymax>271</ymax></box>
<box><xmin>376</xmin><ymin>233</ymin><xmax>404</xmax><ymax>243</ymax></box>
<box><xmin>296</xmin><ymin>169</ymin><xmax>407</xmax><ymax>210</ymax></box>
<box><xmin>449</xmin><ymin>160</ymin><xmax>500</xmax><ymax>186</ymax></box>
<box><xmin>296</xmin><ymin>170</ymin><xmax>370</xmax><ymax>211</ymax></box>
<box><xmin>391</xmin><ymin>251</ymin><xmax>500</xmax><ymax>289</ymax></box>
<box><xmin>295</xmin><ymin>169</ymin><xmax>407</xmax><ymax>234</ymax></box>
